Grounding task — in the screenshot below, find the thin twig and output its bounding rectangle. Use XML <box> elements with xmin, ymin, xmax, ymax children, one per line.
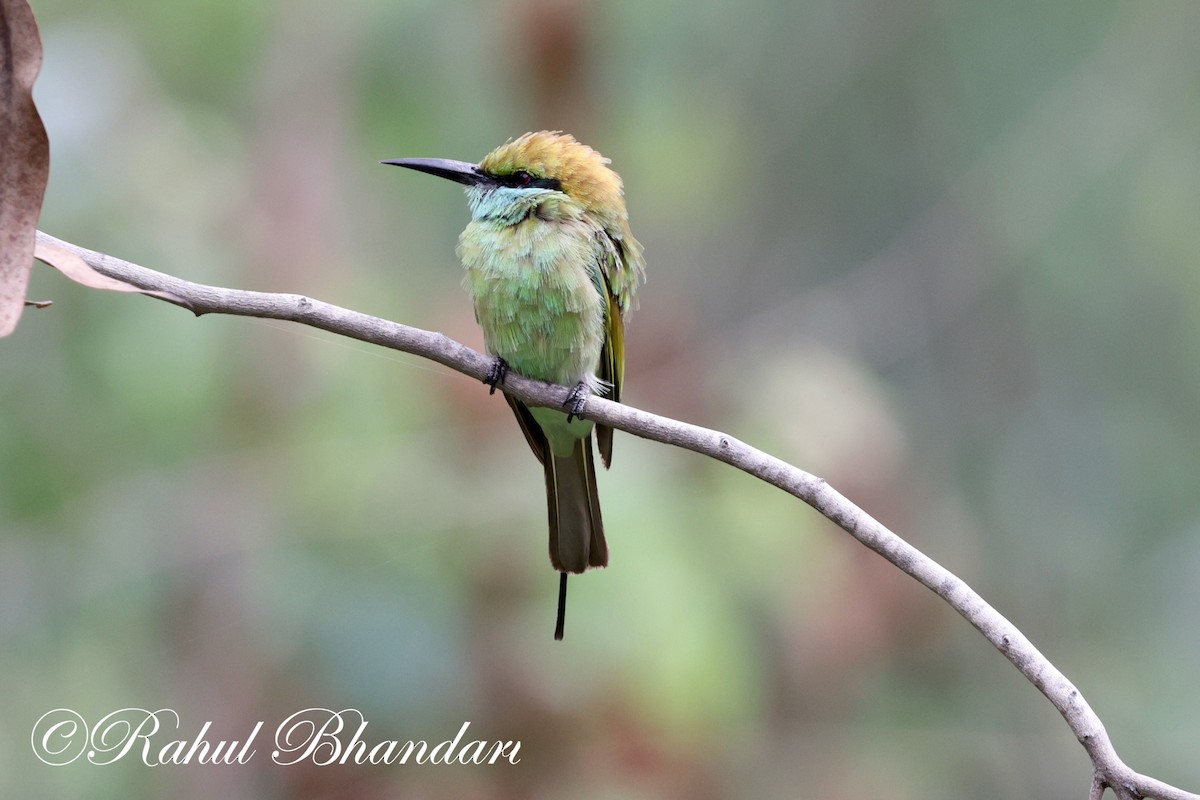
<box><xmin>34</xmin><ymin>229</ymin><xmax>1199</xmax><ymax>800</ymax></box>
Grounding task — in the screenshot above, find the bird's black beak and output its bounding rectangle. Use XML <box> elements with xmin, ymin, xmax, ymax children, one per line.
<box><xmin>381</xmin><ymin>157</ymin><xmax>489</xmax><ymax>187</ymax></box>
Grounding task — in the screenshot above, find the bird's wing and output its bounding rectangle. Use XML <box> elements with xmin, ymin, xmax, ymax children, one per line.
<box><xmin>593</xmin><ymin>231</ymin><xmax>626</xmax><ymax>469</ymax></box>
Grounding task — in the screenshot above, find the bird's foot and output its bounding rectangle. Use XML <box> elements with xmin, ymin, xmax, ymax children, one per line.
<box><xmin>484</xmin><ymin>357</ymin><xmax>509</xmax><ymax>395</ymax></box>
<box><xmin>563</xmin><ymin>382</ymin><xmax>589</xmax><ymax>424</ymax></box>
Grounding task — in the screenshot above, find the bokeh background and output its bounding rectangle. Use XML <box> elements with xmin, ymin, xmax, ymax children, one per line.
<box><xmin>5</xmin><ymin>0</ymin><xmax>1200</xmax><ymax>797</ymax></box>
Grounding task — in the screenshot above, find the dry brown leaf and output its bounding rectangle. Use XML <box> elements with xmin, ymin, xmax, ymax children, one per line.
<box><xmin>34</xmin><ymin>240</ymin><xmax>188</xmax><ymax>306</ymax></box>
<box><xmin>35</xmin><ymin>241</ymin><xmax>146</xmax><ymax>293</ymax></box>
<box><xmin>0</xmin><ymin>0</ymin><xmax>51</xmax><ymax>337</ymax></box>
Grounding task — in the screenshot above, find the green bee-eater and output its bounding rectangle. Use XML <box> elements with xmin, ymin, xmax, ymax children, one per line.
<box><xmin>384</xmin><ymin>131</ymin><xmax>645</xmax><ymax>639</ymax></box>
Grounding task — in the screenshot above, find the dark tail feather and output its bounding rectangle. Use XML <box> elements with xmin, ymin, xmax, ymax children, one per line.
<box><xmin>546</xmin><ymin>437</ymin><xmax>604</xmax><ymax>641</ymax></box>
<box><xmin>554</xmin><ymin>572</ymin><xmax>568</xmax><ymax>640</ymax></box>
<box><xmin>545</xmin><ymin>434</ymin><xmax>607</xmax><ymax>573</ymax></box>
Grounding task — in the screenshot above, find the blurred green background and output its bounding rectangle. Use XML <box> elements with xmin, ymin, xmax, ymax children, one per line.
<box><xmin>5</xmin><ymin>0</ymin><xmax>1200</xmax><ymax>797</ymax></box>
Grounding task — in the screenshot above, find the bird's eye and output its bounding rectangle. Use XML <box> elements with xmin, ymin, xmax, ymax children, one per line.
<box><xmin>511</xmin><ymin>170</ymin><xmax>534</xmax><ymax>187</ymax></box>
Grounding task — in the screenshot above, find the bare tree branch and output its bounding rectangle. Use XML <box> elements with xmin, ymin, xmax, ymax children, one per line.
<box><xmin>33</xmin><ymin>229</ymin><xmax>1199</xmax><ymax>800</ymax></box>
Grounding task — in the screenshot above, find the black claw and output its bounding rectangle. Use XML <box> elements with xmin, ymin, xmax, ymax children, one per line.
<box><xmin>485</xmin><ymin>357</ymin><xmax>509</xmax><ymax>395</ymax></box>
<box><xmin>563</xmin><ymin>382</ymin><xmax>589</xmax><ymax>424</ymax></box>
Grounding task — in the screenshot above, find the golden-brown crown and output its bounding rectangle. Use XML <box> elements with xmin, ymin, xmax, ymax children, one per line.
<box><xmin>480</xmin><ymin>131</ymin><xmax>627</xmax><ymax>229</ymax></box>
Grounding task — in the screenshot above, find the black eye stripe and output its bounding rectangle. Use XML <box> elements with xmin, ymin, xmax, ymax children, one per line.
<box><xmin>492</xmin><ymin>170</ymin><xmax>562</xmax><ymax>192</ymax></box>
